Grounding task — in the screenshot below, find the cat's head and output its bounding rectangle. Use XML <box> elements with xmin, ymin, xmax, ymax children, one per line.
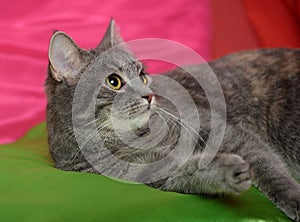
<box><xmin>47</xmin><ymin>19</ymin><xmax>155</xmax><ymax>134</ymax></box>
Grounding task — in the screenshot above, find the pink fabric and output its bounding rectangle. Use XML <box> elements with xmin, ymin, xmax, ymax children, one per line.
<box><xmin>0</xmin><ymin>0</ymin><xmax>211</xmax><ymax>144</ymax></box>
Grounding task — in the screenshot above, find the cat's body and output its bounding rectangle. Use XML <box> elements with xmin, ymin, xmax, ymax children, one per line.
<box><xmin>46</xmin><ymin>20</ymin><xmax>300</xmax><ymax>221</ymax></box>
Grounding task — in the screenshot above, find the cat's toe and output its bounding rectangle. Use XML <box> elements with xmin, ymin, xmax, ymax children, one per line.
<box><xmin>223</xmin><ymin>155</ymin><xmax>252</xmax><ymax>194</ymax></box>
<box><xmin>281</xmin><ymin>200</ymin><xmax>300</xmax><ymax>222</ymax></box>
<box><xmin>278</xmin><ymin>192</ymin><xmax>300</xmax><ymax>222</ymax></box>
<box><xmin>230</xmin><ymin>162</ymin><xmax>252</xmax><ymax>193</ymax></box>
<box><xmin>296</xmin><ymin>208</ymin><xmax>299</xmax><ymax>222</ymax></box>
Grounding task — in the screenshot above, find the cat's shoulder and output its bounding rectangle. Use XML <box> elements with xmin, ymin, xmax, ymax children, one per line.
<box><xmin>211</xmin><ymin>48</ymin><xmax>300</xmax><ymax>67</ymax></box>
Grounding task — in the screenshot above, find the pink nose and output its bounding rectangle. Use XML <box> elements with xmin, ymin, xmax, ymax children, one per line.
<box><xmin>142</xmin><ymin>94</ymin><xmax>153</xmax><ymax>103</ymax></box>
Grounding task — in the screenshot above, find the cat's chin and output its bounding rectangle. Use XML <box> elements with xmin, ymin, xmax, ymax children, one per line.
<box><xmin>130</xmin><ymin>103</ymin><xmax>157</xmax><ymax>132</ymax></box>
<box><xmin>130</xmin><ymin>110</ymin><xmax>151</xmax><ymax>131</ymax></box>
<box><xmin>112</xmin><ymin>110</ymin><xmax>151</xmax><ymax>133</ymax></box>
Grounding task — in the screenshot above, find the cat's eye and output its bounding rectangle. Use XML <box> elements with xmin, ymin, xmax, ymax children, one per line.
<box><xmin>106</xmin><ymin>74</ymin><xmax>123</xmax><ymax>90</ymax></box>
<box><xmin>140</xmin><ymin>74</ymin><xmax>147</xmax><ymax>85</ymax></box>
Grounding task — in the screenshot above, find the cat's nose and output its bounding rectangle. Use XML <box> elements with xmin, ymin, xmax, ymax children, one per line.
<box><xmin>142</xmin><ymin>94</ymin><xmax>154</xmax><ymax>104</ymax></box>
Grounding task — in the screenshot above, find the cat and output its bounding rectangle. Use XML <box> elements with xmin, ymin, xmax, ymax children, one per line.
<box><xmin>45</xmin><ymin>19</ymin><xmax>300</xmax><ymax>221</ymax></box>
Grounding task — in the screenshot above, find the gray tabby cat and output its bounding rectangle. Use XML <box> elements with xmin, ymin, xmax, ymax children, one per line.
<box><xmin>46</xmin><ymin>20</ymin><xmax>300</xmax><ymax>221</ymax></box>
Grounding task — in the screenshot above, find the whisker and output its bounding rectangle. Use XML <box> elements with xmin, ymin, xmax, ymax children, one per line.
<box><xmin>68</xmin><ymin>120</ymin><xmax>111</xmax><ymax>161</ymax></box>
<box><xmin>157</xmin><ymin>110</ymin><xmax>199</xmax><ymax>146</ymax></box>
<box><xmin>157</xmin><ymin>108</ymin><xmax>209</xmax><ymax>149</ymax></box>
<box><xmin>159</xmin><ymin>106</ymin><xmax>210</xmax><ymax>137</ymax></box>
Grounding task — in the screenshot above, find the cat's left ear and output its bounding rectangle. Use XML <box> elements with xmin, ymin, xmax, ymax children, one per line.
<box><xmin>96</xmin><ymin>18</ymin><xmax>124</xmax><ymax>51</ymax></box>
<box><xmin>48</xmin><ymin>31</ymin><xmax>89</xmax><ymax>83</ymax></box>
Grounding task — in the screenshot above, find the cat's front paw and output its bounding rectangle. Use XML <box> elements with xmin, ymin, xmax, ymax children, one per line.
<box><xmin>220</xmin><ymin>154</ymin><xmax>252</xmax><ymax>194</ymax></box>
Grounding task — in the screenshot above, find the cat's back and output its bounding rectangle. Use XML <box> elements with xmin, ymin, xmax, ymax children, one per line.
<box><xmin>163</xmin><ymin>48</ymin><xmax>300</xmax><ymax>126</ymax></box>
<box><xmin>166</xmin><ymin>48</ymin><xmax>299</xmax><ymax>119</ymax></box>
<box><xmin>209</xmin><ymin>48</ymin><xmax>300</xmax><ymax>125</ymax></box>
<box><xmin>161</xmin><ymin>48</ymin><xmax>299</xmax><ymax>173</ymax></box>
<box><xmin>211</xmin><ymin>48</ymin><xmax>300</xmax><ymax>86</ymax></box>
<box><xmin>211</xmin><ymin>48</ymin><xmax>300</xmax><ymax>163</ymax></box>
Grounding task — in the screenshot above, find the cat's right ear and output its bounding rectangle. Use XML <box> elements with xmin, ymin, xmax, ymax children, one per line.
<box><xmin>48</xmin><ymin>31</ymin><xmax>88</xmax><ymax>83</ymax></box>
<box><xmin>96</xmin><ymin>19</ymin><xmax>124</xmax><ymax>51</ymax></box>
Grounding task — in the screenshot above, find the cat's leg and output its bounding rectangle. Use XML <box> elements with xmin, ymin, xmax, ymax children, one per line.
<box><xmin>229</xmin><ymin>126</ymin><xmax>300</xmax><ymax>222</ymax></box>
<box><xmin>149</xmin><ymin>124</ymin><xmax>300</xmax><ymax>221</ymax></box>
<box><xmin>247</xmin><ymin>151</ymin><xmax>300</xmax><ymax>221</ymax></box>
<box><xmin>149</xmin><ymin>153</ymin><xmax>252</xmax><ymax>195</ymax></box>
<box><xmin>244</xmin><ymin>152</ymin><xmax>300</xmax><ymax>221</ymax></box>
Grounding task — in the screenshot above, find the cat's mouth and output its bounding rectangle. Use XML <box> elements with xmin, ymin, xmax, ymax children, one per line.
<box><xmin>110</xmin><ymin>96</ymin><xmax>157</xmax><ymax>133</ymax></box>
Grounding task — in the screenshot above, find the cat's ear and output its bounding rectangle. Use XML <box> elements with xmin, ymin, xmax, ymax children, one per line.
<box><xmin>48</xmin><ymin>31</ymin><xmax>88</xmax><ymax>82</ymax></box>
<box><xmin>96</xmin><ymin>18</ymin><xmax>124</xmax><ymax>51</ymax></box>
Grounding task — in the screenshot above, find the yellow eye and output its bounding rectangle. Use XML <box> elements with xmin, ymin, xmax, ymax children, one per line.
<box><xmin>106</xmin><ymin>74</ymin><xmax>123</xmax><ymax>90</ymax></box>
<box><xmin>140</xmin><ymin>74</ymin><xmax>147</xmax><ymax>85</ymax></box>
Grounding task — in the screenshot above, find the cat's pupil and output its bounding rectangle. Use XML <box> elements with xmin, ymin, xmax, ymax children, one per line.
<box><xmin>109</xmin><ymin>77</ymin><xmax>118</xmax><ymax>86</ymax></box>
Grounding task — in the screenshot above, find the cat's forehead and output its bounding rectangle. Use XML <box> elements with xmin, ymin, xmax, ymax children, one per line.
<box><xmin>120</xmin><ymin>60</ymin><xmax>143</xmax><ymax>72</ymax></box>
<box><xmin>116</xmin><ymin>60</ymin><xmax>144</xmax><ymax>82</ymax></box>
<box><xmin>91</xmin><ymin>48</ymin><xmax>143</xmax><ymax>78</ymax></box>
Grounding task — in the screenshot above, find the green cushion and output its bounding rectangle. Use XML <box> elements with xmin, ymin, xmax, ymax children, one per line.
<box><xmin>0</xmin><ymin>123</ymin><xmax>290</xmax><ymax>222</ymax></box>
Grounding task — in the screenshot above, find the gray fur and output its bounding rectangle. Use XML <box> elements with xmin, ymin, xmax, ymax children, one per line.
<box><xmin>46</xmin><ymin>20</ymin><xmax>300</xmax><ymax>221</ymax></box>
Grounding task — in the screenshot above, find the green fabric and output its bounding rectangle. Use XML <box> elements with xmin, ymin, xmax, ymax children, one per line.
<box><xmin>0</xmin><ymin>123</ymin><xmax>290</xmax><ymax>222</ymax></box>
